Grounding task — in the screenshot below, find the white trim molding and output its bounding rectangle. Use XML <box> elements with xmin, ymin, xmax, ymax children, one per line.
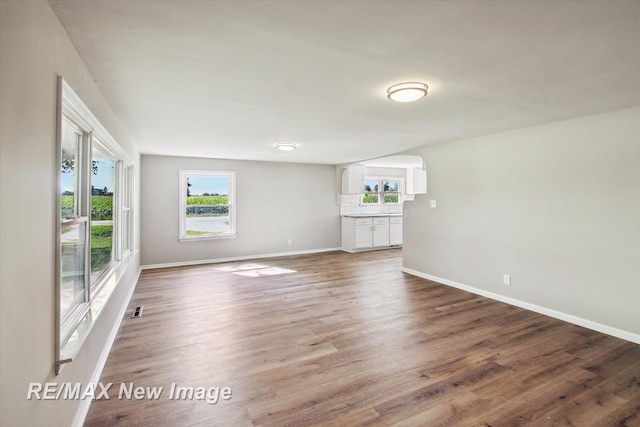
<box><xmin>401</xmin><ymin>267</ymin><xmax>640</xmax><ymax>345</ymax></box>
<box><xmin>142</xmin><ymin>247</ymin><xmax>341</xmax><ymax>270</ymax></box>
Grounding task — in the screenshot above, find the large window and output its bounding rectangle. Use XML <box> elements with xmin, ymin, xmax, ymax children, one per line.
<box><xmin>362</xmin><ymin>178</ymin><xmax>402</xmax><ymax>205</ymax></box>
<box><xmin>56</xmin><ymin>78</ymin><xmax>134</xmax><ymax>373</ymax></box>
<box><xmin>179</xmin><ymin>170</ymin><xmax>236</xmax><ymax>240</ymax></box>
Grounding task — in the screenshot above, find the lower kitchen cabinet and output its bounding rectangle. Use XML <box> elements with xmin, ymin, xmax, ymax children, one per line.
<box><xmin>341</xmin><ymin>216</ymin><xmax>402</xmax><ymax>252</ymax></box>
<box><xmin>389</xmin><ymin>216</ymin><xmax>403</xmax><ymax>246</ymax></box>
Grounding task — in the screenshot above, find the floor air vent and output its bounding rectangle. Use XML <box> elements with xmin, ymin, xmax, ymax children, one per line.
<box><xmin>132</xmin><ymin>306</ymin><xmax>143</xmax><ymax>318</ymax></box>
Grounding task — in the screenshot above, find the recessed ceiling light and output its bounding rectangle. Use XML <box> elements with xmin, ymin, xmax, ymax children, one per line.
<box><xmin>387</xmin><ymin>82</ymin><xmax>428</xmax><ymax>102</ymax></box>
<box><xmin>275</xmin><ymin>143</ymin><xmax>297</xmax><ymax>151</ymax></box>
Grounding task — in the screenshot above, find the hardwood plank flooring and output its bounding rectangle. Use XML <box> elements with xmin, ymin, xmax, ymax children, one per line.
<box><xmin>85</xmin><ymin>249</ymin><xmax>640</xmax><ymax>426</ymax></box>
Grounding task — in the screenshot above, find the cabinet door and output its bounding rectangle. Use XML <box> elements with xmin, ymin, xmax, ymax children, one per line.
<box><xmin>354</xmin><ymin>225</ymin><xmax>373</xmax><ymax>248</ymax></box>
<box><xmin>341</xmin><ymin>165</ymin><xmax>365</xmax><ymax>194</ymax></box>
<box><xmin>413</xmin><ymin>168</ymin><xmax>427</xmax><ymax>194</ymax></box>
<box><xmin>390</xmin><ymin>223</ymin><xmax>403</xmax><ymax>246</ymax></box>
<box><xmin>372</xmin><ymin>224</ymin><xmax>389</xmax><ymax>247</ymax></box>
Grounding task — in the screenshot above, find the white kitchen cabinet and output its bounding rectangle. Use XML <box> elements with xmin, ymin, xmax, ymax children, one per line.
<box><xmin>406</xmin><ymin>167</ymin><xmax>427</xmax><ymax>195</ymax></box>
<box><xmin>354</xmin><ymin>218</ymin><xmax>373</xmax><ymax>248</ymax></box>
<box><xmin>341</xmin><ymin>165</ymin><xmax>365</xmax><ymax>194</ymax></box>
<box><xmin>389</xmin><ymin>216</ymin><xmax>403</xmax><ymax>246</ymax></box>
<box><xmin>341</xmin><ymin>216</ymin><xmax>401</xmax><ymax>252</ymax></box>
<box><xmin>372</xmin><ymin>217</ymin><xmax>390</xmax><ymax>247</ymax></box>
<box><xmin>412</xmin><ymin>168</ymin><xmax>427</xmax><ymax>194</ymax></box>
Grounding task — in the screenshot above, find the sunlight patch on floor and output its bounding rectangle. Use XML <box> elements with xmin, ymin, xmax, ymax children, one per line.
<box><xmin>213</xmin><ymin>264</ymin><xmax>296</xmax><ymax>277</ymax></box>
<box><xmin>213</xmin><ymin>263</ymin><xmax>270</xmax><ymax>272</ymax></box>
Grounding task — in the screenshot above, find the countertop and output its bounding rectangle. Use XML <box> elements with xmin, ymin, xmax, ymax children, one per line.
<box><xmin>341</xmin><ymin>213</ymin><xmax>403</xmax><ymax>217</ymax></box>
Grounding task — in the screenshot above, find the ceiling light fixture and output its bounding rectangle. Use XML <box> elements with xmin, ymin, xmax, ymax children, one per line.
<box><xmin>387</xmin><ymin>82</ymin><xmax>428</xmax><ymax>102</ymax></box>
<box><xmin>275</xmin><ymin>143</ymin><xmax>297</xmax><ymax>151</ymax></box>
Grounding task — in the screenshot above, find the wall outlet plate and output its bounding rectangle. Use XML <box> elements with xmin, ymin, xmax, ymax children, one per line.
<box><xmin>429</xmin><ymin>200</ymin><xmax>437</xmax><ymax>208</ymax></box>
<box><xmin>503</xmin><ymin>274</ymin><xmax>511</xmax><ymax>286</ymax></box>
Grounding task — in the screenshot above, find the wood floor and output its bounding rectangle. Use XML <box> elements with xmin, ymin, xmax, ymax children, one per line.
<box><xmin>85</xmin><ymin>249</ymin><xmax>640</xmax><ymax>426</ymax></box>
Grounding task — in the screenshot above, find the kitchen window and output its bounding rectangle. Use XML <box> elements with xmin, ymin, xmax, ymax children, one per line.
<box><xmin>362</xmin><ymin>178</ymin><xmax>402</xmax><ymax>205</ymax></box>
<box><xmin>179</xmin><ymin>170</ymin><xmax>236</xmax><ymax>240</ymax></box>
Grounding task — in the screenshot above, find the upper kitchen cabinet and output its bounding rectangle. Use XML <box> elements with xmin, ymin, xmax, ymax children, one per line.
<box><xmin>341</xmin><ymin>155</ymin><xmax>426</xmax><ymax>196</ymax></box>
<box><xmin>341</xmin><ymin>164</ymin><xmax>365</xmax><ymax>194</ymax></box>
<box><xmin>406</xmin><ymin>167</ymin><xmax>427</xmax><ymax>195</ymax></box>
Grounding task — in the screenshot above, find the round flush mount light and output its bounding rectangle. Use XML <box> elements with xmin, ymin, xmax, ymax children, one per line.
<box><xmin>275</xmin><ymin>143</ymin><xmax>297</xmax><ymax>151</ymax></box>
<box><xmin>387</xmin><ymin>82</ymin><xmax>428</xmax><ymax>102</ymax></box>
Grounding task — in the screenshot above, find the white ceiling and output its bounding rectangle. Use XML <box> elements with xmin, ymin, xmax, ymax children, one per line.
<box><xmin>49</xmin><ymin>0</ymin><xmax>640</xmax><ymax>165</ymax></box>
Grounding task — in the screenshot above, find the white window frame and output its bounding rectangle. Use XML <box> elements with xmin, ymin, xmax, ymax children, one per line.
<box><xmin>56</xmin><ymin>77</ymin><xmax>134</xmax><ymax>374</ymax></box>
<box><xmin>361</xmin><ymin>177</ymin><xmax>404</xmax><ymax>205</ymax></box>
<box><xmin>179</xmin><ymin>170</ymin><xmax>236</xmax><ymax>241</ymax></box>
<box><xmin>121</xmin><ymin>165</ymin><xmax>133</xmax><ymax>257</ymax></box>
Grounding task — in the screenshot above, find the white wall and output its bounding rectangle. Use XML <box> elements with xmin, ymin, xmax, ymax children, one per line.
<box><xmin>402</xmin><ymin>106</ymin><xmax>640</xmax><ymax>340</ymax></box>
<box><xmin>0</xmin><ymin>1</ymin><xmax>141</xmax><ymax>425</ymax></box>
<box><xmin>140</xmin><ymin>155</ymin><xmax>340</xmax><ymax>266</ymax></box>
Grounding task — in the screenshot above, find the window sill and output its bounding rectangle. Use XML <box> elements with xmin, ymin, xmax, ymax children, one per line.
<box><xmin>179</xmin><ymin>233</ymin><xmax>237</xmax><ymax>242</ymax></box>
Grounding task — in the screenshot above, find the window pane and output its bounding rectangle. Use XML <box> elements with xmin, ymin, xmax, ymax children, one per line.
<box><xmin>383</xmin><ymin>180</ymin><xmax>399</xmax><ymax>192</ymax></box>
<box><xmin>364</xmin><ymin>180</ymin><xmax>378</xmax><ymax>193</ymax></box>
<box><xmin>61</xmin><ymin>123</ymin><xmax>80</xmax><ymax>220</ymax></box>
<box><xmin>362</xmin><ymin>194</ymin><xmax>379</xmax><ymax>204</ymax></box>
<box><xmin>122</xmin><ymin>212</ymin><xmax>130</xmax><ymax>252</ymax></box>
<box><xmin>122</xmin><ymin>167</ymin><xmax>132</xmax><ymax>253</ymax></box>
<box><xmin>60</xmin><ymin>222</ymin><xmax>87</xmax><ymax>319</ymax></box>
<box><xmin>60</xmin><ymin>122</ymin><xmax>86</xmax><ymax>320</ymax></box>
<box><xmin>186</xmin><ymin>175</ymin><xmax>230</xmax><ymax>236</ymax></box>
<box><xmin>91</xmin><ymin>146</ymin><xmax>115</xmax><ymax>281</ymax></box>
<box><xmin>384</xmin><ymin>194</ymin><xmax>399</xmax><ymax>203</ymax></box>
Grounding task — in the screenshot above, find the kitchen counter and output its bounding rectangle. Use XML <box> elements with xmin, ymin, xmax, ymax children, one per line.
<box><xmin>341</xmin><ymin>213</ymin><xmax>403</xmax><ymax>217</ymax></box>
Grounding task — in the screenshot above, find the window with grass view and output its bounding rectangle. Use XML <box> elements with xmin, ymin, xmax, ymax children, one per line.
<box><xmin>362</xmin><ymin>178</ymin><xmax>401</xmax><ymax>204</ymax></box>
<box><xmin>57</xmin><ymin>78</ymin><xmax>134</xmax><ymax>371</ymax></box>
<box><xmin>180</xmin><ymin>171</ymin><xmax>236</xmax><ymax>240</ymax></box>
<box><xmin>59</xmin><ymin>125</ymin><xmax>125</xmax><ymax>344</ymax></box>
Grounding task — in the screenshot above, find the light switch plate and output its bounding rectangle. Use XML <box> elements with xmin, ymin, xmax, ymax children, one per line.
<box><xmin>429</xmin><ymin>200</ymin><xmax>437</xmax><ymax>208</ymax></box>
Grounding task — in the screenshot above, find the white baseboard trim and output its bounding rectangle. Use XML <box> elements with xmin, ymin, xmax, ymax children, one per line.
<box><xmin>141</xmin><ymin>247</ymin><xmax>342</xmax><ymax>270</ymax></box>
<box><xmin>401</xmin><ymin>267</ymin><xmax>640</xmax><ymax>345</ymax></box>
<box><xmin>72</xmin><ymin>266</ymin><xmax>142</xmax><ymax>427</ymax></box>
<box><xmin>340</xmin><ymin>245</ymin><xmax>402</xmax><ymax>254</ymax></box>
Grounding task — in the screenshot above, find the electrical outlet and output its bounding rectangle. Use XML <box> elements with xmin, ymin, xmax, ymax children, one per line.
<box><xmin>430</xmin><ymin>200</ymin><xmax>437</xmax><ymax>208</ymax></box>
<box><xmin>503</xmin><ymin>274</ymin><xmax>511</xmax><ymax>286</ymax></box>
<box><xmin>287</xmin><ymin>238</ymin><xmax>293</xmax><ymax>245</ymax></box>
